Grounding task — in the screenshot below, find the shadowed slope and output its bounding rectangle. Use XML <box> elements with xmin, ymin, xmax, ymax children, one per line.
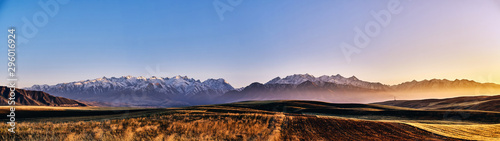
<box><xmin>0</xmin><ymin>86</ymin><xmax>86</xmax><ymax>106</ymax></box>
<box><xmin>282</xmin><ymin>116</ymin><xmax>462</xmax><ymax>141</ymax></box>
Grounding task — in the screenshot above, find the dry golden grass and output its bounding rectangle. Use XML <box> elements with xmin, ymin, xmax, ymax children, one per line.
<box><xmin>2</xmin><ymin>100</ymin><xmax>498</xmax><ymax>140</ymax></box>
<box><xmin>408</xmin><ymin>123</ymin><xmax>500</xmax><ymax>141</ymax></box>
<box><xmin>0</xmin><ymin>112</ymin><xmax>277</xmax><ymax>141</ymax></box>
<box><xmin>314</xmin><ymin>111</ymin><xmax>500</xmax><ymax>141</ymax></box>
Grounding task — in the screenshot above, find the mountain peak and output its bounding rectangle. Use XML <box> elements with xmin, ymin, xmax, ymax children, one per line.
<box><xmin>294</xmin><ymin>73</ymin><xmax>314</xmax><ymax>78</ymax></box>
<box><xmin>204</xmin><ymin>78</ymin><xmax>230</xmax><ymax>84</ymax></box>
<box><xmin>349</xmin><ymin>76</ymin><xmax>358</xmax><ymax>81</ymax></box>
<box><xmin>124</xmin><ymin>75</ymin><xmax>133</xmax><ymax>79</ymax></box>
<box><xmin>96</xmin><ymin>77</ymin><xmax>108</xmax><ymax>81</ymax></box>
<box><xmin>266</xmin><ymin>77</ymin><xmax>282</xmax><ymax>84</ymax></box>
<box><xmin>1</xmin><ymin>86</ymin><xmax>87</xmax><ymax>106</ymax></box>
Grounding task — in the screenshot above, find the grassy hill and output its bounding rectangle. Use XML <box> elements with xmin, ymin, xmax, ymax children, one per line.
<box><xmin>375</xmin><ymin>95</ymin><xmax>500</xmax><ymax>112</ymax></box>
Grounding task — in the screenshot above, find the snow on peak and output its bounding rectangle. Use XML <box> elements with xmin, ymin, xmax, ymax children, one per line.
<box><xmin>266</xmin><ymin>74</ymin><xmax>388</xmax><ymax>90</ymax></box>
<box><xmin>266</xmin><ymin>74</ymin><xmax>314</xmax><ymax>84</ymax></box>
<box><xmin>348</xmin><ymin>76</ymin><xmax>358</xmax><ymax>81</ymax></box>
<box><xmin>26</xmin><ymin>75</ymin><xmax>235</xmax><ymax>96</ymax></box>
<box><xmin>174</xmin><ymin>75</ymin><xmax>182</xmax><ymax>79</ymax></box>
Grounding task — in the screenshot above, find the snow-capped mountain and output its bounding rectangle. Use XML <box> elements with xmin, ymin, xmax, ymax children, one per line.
<box><xmin>26</xmin><ymin>75</ymin><xmax>234</xmax><ymax>107</ymax></box>
<box><xmin>0</xmin><ymin>86</ymin><xmax>87</xmax><ymax>106</ymax></box>
<box><xmin>266</xmin><ymin>74</ymin><xmax>389</xmax><ymax>90</ymax></box>
<box><xmin>29</xmin><ymin>75</ymin><xmax>234</xmax><ymax>96</ymax></box>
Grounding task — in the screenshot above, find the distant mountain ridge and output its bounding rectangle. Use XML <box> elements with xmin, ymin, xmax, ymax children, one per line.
<box><xmin>27</xmin><ymin>75</ymin><xmax>234</xmax><ymax>107</ymax></box>
<box><xmin>0</xmin><ymin>86</ymin><xmax>86</xmax><ymax>106</ymax></box>
<box><xmin>25</xmin><ymin>74</ymin><xmax>500</xmax><ymax>107</ymax></box>
<box><xmin>220</xmin><ymin>80</ymin><xmax>393</xmax><ymax>104</ymax></box>
<box><xmin>30</xmin><ymin>75</ymin><xmax>233</xmax><ymax>96</ymax></box>
<box><xmin>374</xmin><ymin>95</ymin><xmax>500</xmax><ymax>112</ymax></box>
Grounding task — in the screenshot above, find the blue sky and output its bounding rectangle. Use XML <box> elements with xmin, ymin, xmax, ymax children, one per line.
<box><xmin>1</xmin><ymin>0</ymin><xmax>500</xmax><ymax>88</ymax></box>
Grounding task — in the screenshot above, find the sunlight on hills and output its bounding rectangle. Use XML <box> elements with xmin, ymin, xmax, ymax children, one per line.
<box><xmin>408</xmin><ymin>123</ymin><xmax>500</xmax><ymax>141</ymax></box>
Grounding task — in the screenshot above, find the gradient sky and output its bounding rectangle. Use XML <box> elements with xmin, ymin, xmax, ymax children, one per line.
<box><xmin>0</xmin><ymin>0</ymin><xmax>499</xmax><ymax>88</ymax></box>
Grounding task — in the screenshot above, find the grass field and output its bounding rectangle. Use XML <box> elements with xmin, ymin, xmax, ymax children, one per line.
<box><xmin>1</xmin><ymin>100</ymin><xmax>498</xmax><ymax>140</ymax></box>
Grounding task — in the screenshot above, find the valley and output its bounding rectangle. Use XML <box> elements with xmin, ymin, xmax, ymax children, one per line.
<box><xmin>2</xmin><ymin>100</ymin><xmax>499</xmax><ymax>140</ymax></box>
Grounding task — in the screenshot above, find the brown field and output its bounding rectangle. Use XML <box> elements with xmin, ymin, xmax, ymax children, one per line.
<box><xmin>1</xmin><ymin>100</ymin><xmax>498</xmax><ymax>140</ymax></box>
<box><xmin>408</xmin><ymin>123</ymin><xmax>500</xmax><ymax>141</ymax></box>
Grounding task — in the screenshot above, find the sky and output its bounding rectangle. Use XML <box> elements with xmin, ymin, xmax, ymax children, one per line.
<box><xmin>0</xmin><ymin>0</ymin><xmax>499</xmax><ymax>88</ymax></box>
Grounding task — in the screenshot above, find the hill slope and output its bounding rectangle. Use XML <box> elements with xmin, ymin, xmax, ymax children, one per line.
<box><xmin>375</xmin><ymin>95</ymin><xmax>500</xmax><ymax>112</ymax></box>
<box><xmin>24</xmin><ymin>74</ymin><xmax>500</xmax><ymax>107</ymax></box>
<box><xmin>219</xmin><ymin>81</ymin><xmax>393</xmax><ymax>104</ymax></box>
<box><xmin>0</xmin><ymin>86</ymin><xmax>86</xmax><ymax>106</ymax></box>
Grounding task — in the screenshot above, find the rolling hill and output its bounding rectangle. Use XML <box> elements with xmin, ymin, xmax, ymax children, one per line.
<box><xmin>27</xmin><ymin>76</ymin><xmax>233</xmax><ymax>107</ymax></box>
<box><xmin>24</xmin><ymin>74</ymin><xmax>500</xmax><ymax>107</ymax></box>
<box><xmin>0</xmin><ymin>86</ymin><xmax>86</xmax><ymax>106</ymax></box>
<box><xmin>375</xmin><ymin>94</ymin><xmax>500</xmax><ymax>112</ymax></box>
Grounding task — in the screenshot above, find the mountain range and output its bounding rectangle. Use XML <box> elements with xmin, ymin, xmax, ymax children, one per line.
<box><xmin>28</xmin><ymin>75</ymin><xmax>233</xmax><ymax>107</ymax></box>
<box><xmin>266</xmin><ymin>74</ymin><xmax>389</xmax><ymax>90</ymax></box>
<box><xmin>25</xmin><ymin>74</ymin><xmax>500</xmax><ymax>107</ymax></box>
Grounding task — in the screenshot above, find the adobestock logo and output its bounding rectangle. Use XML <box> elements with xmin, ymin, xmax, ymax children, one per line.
<box><xmin>213</xmin><ymin>0</ymin><xmax>244</xmax><ymax>21</ymax></box>
<box><xmin>19</xmin><ymin>0</ymin><xmax>70</xmax><ymax>45</ymax></box>
<box><xmin>145</xmin><ymin>64</ymin><xmax>169</xmax><ymax>78</ymax></box>
<box><xmin>443</xmin><ymin>74</ymin><xmax>498</xmax><ymax>121</ymax></box>
<box><xmin>340</xmin><ymin>0</ymin><xmax>405</xmax><ymax>63</ymax></box>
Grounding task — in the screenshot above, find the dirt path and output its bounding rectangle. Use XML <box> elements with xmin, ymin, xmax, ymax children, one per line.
<box><xmin>268</xmin><ymin>113</ymin><xmax>286</xmax><ymax>141</ymax></box>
